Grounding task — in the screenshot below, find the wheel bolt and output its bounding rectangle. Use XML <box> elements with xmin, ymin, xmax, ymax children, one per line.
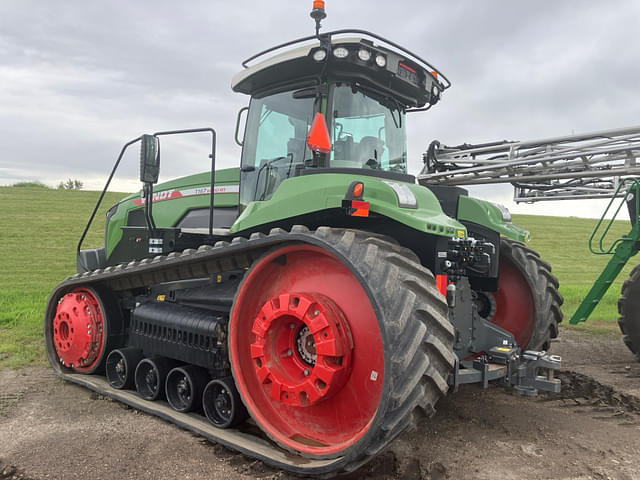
<box><xmin>304</xmin><ymin>369</ymin><xmax>310</xmax><ymax>376</ymax></box>
<box><xmin>286</xmin><ymin>349</ymin><xmax>293</xmax><ymax>356</ymax></box>
<box><xmin>290</xmin><ymin>323</ymin><xmax>296</xmax><ymax>329</ymax></box>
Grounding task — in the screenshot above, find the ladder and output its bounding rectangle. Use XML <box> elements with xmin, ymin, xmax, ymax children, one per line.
<box><xmin>569</xmin><ymin>180</ymin><xmax>640</xmax><ymax>324</ymax></box>
<box><xmin>418</xmin><ymin>126</ymin><xmax>640</xmax><ymax>324</ymax></box>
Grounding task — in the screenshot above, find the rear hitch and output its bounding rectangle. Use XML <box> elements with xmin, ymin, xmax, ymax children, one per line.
<box><xmin>510</xmin><ymin>350</ymin><xmax>562</xmax><ymax>396</ymax></box>
<box><xmin>488</xmin><ymin>346</ymin><xmax>562</xmax><ymax>395</ymax></box>
<box><xmin>448</xmin><ymin>347</ymin><xmax>562</xmax><ymax>396</ymax></box>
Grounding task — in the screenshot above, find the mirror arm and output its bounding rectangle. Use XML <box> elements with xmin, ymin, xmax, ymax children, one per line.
<box><xmin>77</xmin><ymin>136</ymin><xmax>142</xmax><ymax>257</ymax></box>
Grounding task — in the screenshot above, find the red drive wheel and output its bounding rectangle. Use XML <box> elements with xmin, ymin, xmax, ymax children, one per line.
<box><xmin>52</xmin><ymin>287</ymin><xmax>108</xmax><ymax>373</ymax></box>
<box><xmin>488</xmin><ymin>254</ymin><xmax>536</xmax><ymax>348</ymax></box>
<box><xmin>229</xmin><ymin>244</ymin><xmax>384</xmax><ymax>457</ymax></box>
<box><xmin>477</xmin><ymin>238</ymin><xmax>562</xmax><ymax>351</ymax></box>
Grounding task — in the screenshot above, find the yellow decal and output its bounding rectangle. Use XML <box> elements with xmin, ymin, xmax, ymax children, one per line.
<box><xmin>156</xmin><ymin>294</ymin><xmax>166</xmax><ymax>301</ymax></box>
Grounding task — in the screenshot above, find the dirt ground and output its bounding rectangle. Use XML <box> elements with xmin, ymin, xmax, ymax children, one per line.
<box><xmin>1</xmin><ymin>326</ymin><xmax>640</xmax><ymax>480</ymax></box>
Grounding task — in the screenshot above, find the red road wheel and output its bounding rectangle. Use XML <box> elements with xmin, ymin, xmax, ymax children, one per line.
<box><xmin>229</xmin><ymin>244</ymin><xmax>384</xmax><ymax>456</ymax></box>
<box><xmin>52</xmin><ymin>287</ymin><xmax>110</xmax><ymax>373</ymax></box>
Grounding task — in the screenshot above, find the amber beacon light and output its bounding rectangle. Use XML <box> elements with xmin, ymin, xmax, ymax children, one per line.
<box><xmin>310</xmin><ymin>0</ymin><xmax>327</xmax><ymax>35</ymax></box>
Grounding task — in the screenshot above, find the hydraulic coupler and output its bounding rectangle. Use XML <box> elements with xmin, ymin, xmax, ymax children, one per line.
<box><xmin>438</xmin><ymin>237</ymin><xmax>494</xmax><ymax>278</ymax></box>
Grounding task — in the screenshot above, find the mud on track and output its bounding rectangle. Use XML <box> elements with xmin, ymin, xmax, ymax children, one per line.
<box><xmin>1</xmin><ymin>326</ymin><xmax>640</xmax><ymax>480</ymax></box>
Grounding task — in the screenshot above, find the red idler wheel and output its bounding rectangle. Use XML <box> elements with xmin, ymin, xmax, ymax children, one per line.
<box><xmin>230</xmin><ymin>244</ymin><xmax>384</xmax><ymax>457</ymax></box>
<box><xmin>250</xmin><ymin>292</ymin><xmax>352</xmax><ymax>407</ymax></box>
<box><xmin>52</xmin><ymin>287</ymin><xmax>106</xmax><ymax>372</ymax></box>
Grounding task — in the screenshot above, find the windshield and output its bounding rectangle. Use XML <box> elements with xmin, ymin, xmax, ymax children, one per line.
<box><xmin>330</xmin><ymin>84</ymin><xmax>407</xmax><ymax>173</ymax></box>
<box><xmin>240</xmin><ymin>90</ymin><xmax>314</xmax><ymax>206</ymax></box>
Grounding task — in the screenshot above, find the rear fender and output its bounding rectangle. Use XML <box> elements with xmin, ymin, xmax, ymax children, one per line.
<box><xmin>457</xmin><ymin>195</ymin><xmax>530</xmax><ymax>243</ymax></box>
<box><xmin>230</xmin><ymin>173</ymin><xmax>467</xmax><ymax>238</ymax></box>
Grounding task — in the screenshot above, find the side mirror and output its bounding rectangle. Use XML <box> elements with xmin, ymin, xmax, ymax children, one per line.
<box><xmin>140</xmin><ymin>134</ymin><xmax>160</xmax><ymax>184</ymax></box>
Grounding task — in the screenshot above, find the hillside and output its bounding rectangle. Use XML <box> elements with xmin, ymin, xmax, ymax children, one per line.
<box><xmin>0</xmin><ymin>186</ymin><xmax>125</xmax><ymax>368</ymax></box>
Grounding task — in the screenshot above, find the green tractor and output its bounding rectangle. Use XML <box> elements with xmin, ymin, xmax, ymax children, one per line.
<box><xmin>44</xmin><ymin>3</ymin><xmax>562</xmax><ymax>476</ymax></box>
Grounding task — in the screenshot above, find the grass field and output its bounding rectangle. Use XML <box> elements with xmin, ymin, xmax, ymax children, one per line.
<box><xmin>0</xmin><ymin>185</ymin><xmax>124</xmax><ymax>368</ymax></box>
<box><xmin>0</xmin><ymin>185</ymin><xmax>636</xmax><ymax>369</ymax></box>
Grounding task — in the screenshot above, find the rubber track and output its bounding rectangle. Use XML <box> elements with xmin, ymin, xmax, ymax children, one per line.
<box><xmin>44</xmin><ymin>226</ymin><xmax>454</xmax><ymax>477</ymax></box>
<box><xmin>500</xmin><ymin>238</ymin><xmax>564</xmax><ymax>351</ymax></box>
<box><xmin>617</xmin><ymin>264</ymin><xmax>640</xmax><ymax>361</ymax></box>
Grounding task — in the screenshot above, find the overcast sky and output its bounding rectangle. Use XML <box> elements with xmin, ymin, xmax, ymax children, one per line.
<box><xmin>1</xmin><ymin>1</ymin><xmax>639</xmax><ymax>218</ymax></box>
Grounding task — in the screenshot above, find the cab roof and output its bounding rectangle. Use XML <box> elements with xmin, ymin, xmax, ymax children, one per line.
<box><xmin>231</xmin><ymin>29</ymin><xmax>450</xmax><ymax>109</ymax></box>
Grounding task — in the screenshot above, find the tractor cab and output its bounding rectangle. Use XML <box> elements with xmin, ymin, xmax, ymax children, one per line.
<box><xmin>232</xmin><ymin>26</ymin><xmax>449</xmax><ymax>211</ymax></box>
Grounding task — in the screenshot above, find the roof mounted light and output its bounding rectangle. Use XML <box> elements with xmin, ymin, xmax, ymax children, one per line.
<box><xmin>357</xmin><ymin>48</ymin><xmax>371</xmax><ymax>62</ymax></box>
<box><xmin>333</xmin><ymin>46</ymin><xmax>349</xmax><ymax>59</ymax></box>
<box><xmin>375</xmin><ymin>54</ymin><xmax>387</xmax><ymax>68</ymax></box>
<box><xmin>313</xmin><ymin>49</ymin><xmax>327</xmax><ymax>62</ymax></box>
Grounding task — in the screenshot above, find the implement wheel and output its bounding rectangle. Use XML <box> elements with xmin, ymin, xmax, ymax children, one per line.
<box><xmin>229</xmin><ymin>228</ymin><xmax>454</xmax><ymax>465</ymax></box>
<box><xmin>477</xmin><ymin>238</ymin><xmax>563</xmax><ymax>351</ymax></box>
<box><xmin>617</xmin><ymin>264</ymin><xmax>640</xmax><ymax>361</ymax></box>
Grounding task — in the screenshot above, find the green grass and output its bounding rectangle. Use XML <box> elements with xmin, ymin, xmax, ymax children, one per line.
<box><xmin>513</xmin><ymin>213</ymin><xmax>635</xmax><ymax>334</ymax></box>
<box><xmin>0</xmin><ymin>186</ymin><xmax>124</xmax><ymax>369</ymax></box>
<box><xmin>0</xmin><ymin>187</ymin><xmax>634</xmax><ymax>369</ymax></box>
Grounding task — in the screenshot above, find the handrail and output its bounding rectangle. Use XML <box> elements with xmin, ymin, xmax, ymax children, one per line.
<box><xmin>77</xmin><ymin>128</ymin><xmax>217</xmax><ymax>271</ymax></box>
<box><xmin>588</xmin><ymin>179</ymin><xmax>640</xmax><ymax>254</ymax></box>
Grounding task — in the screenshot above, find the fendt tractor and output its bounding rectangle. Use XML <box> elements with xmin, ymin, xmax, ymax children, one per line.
<box><xmin>44</xmin><ymin>3</ymin><xmax>570</xmax><ymax>477</ymax></box>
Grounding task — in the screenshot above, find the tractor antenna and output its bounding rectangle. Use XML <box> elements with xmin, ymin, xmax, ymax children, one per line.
<box><xmin>310</xmin><ymin>0</ymin><xmax>327</xmax><ymax>36</ymax></box>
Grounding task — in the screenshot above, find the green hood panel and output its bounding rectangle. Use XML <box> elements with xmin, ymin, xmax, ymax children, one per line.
<box><xmin>118</xmin><ymin>168</ymin><xmax>240</xmax><ymax>204</ymax></box>
<box><xmin>231</xmin><ymin>173</ymin><xmax>466</xmax><ymax>237</ymax></box>
<box><xmin>457</xmin><ymin>196</ymin><xmax>530</xmax><ymax>242</ymax></box>
<box><xmin>105</xmin><ymin>168</ymin><xmax>240</xmax><ymax>257</ymax></box>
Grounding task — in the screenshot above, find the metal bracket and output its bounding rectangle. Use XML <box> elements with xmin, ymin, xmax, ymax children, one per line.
<box><xmin>510</xmin><ymin>350</ymin><xmax>562</xmax><ymax>396</ymax></box>
<box><xmin>448</xmin><ymin>353</ymin><xmax>508</xmax><ymax>392</ymax></box>
<box><xmin>447</xmin><ymin>347</ymin><xmax>562</xmax><ymax>397</ymax></box>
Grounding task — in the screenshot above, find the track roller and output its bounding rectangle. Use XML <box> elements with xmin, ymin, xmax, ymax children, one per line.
<box><xmin>135</xmin><ymin>357</ymin><xmax>178</xmax><ymax>401</ymax></box>
<box><xmin>165</xmin><ymin>365</ymin><xmax>209</xmax><ymax>413</ymax></box>
<box><xmin>105</xmin><ymin>347</ymin><xmax>143</xmax><ymax>389</ymax></box>
<box><xmin>202</xmin><ymin>376</ymin><xmax>248</xmax><ymax>429</ymax></box>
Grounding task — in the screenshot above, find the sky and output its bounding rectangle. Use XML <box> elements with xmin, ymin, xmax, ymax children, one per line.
<box><xmin>1</xmin><ymin>1</ymin><xmax>639</xmax><ymax>218</ymax></box>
